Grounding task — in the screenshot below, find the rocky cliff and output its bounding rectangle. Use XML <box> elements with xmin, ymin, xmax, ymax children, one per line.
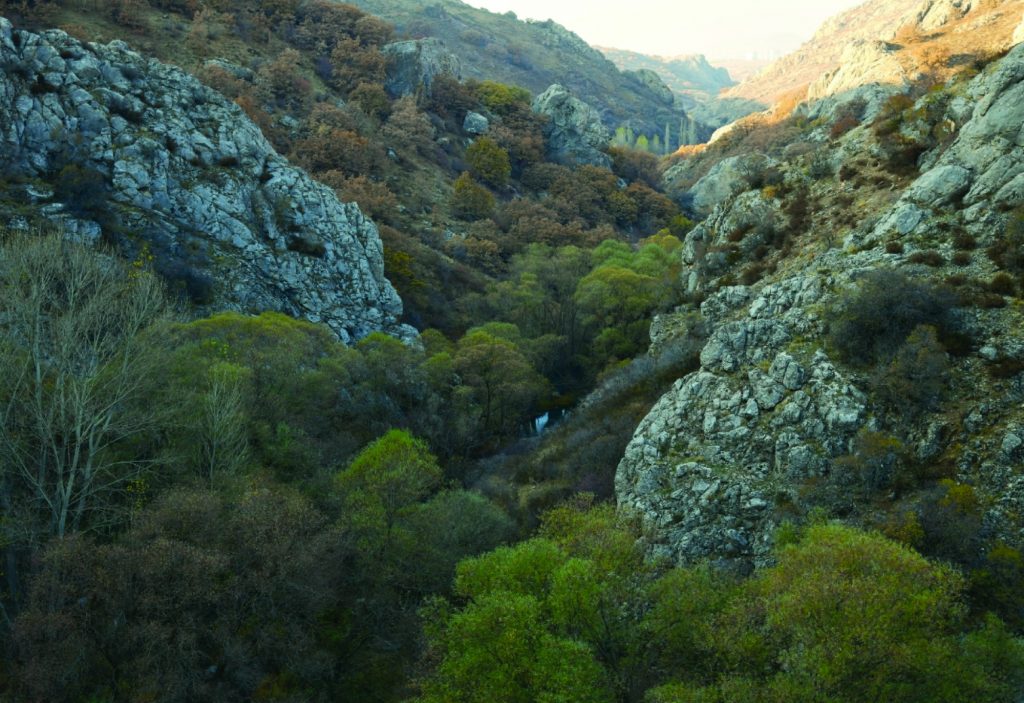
<box><xmin>0</xmin><ymin>18</ymin><xmax>411</xmax><ymax>343</ymax></box>
<box><xmin>618</xmin><ymin>41</ymin><xmax>1024</xmax><ymax>567</ymax></box>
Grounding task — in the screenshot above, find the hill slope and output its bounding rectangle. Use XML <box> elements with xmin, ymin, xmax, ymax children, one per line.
<box><xmin>347</xmin><ymin>0</ymin><xmax>703</xmax><ymax>145</ymax></box>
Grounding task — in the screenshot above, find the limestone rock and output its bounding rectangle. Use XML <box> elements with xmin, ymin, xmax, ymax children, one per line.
<box><xmin>684</xmin><ymin>154</ymin><xmax>778</xmax><ymax>217</ymax></box>
<box><xmin>626</xmin><ymin>68</ymin><xmax>675</xmax><ymax>106</ymax></box>
<box><xmin>0</xmin><ymin>19</ymin><xmax>411</xmax><ymax>343</ymax></box>
<box><xmin>462</xmin><ymin>111</ymin><xmax>489</xmax><ymax>135</ymax></box>
<box><xmin>531</xmin><ymin>84</ymin><xmax>612</xmax><ymax>168</ymax></box>
<box><xmin>913</xmin><ymin>0</ymin><xmax>974</xmax><ymax>32</ymax></box>
<box><xmin>382</xmin><ymin>38</ymin><xmax>462</xmax><ymax>98</ymax></box>
<box><xmin>807</xmin><ymin>41</ymin><xmax>910</xmax><ymax>102</ymax></box>
<box><xmin>869</xmin><ymin>41</ymin><xmax>1024</xmax><ymax>241</ymax></box>
<box><xmin>615</xmin><ymin>274</ymin><xmax>865</xmax><ymax>566</ymax></box>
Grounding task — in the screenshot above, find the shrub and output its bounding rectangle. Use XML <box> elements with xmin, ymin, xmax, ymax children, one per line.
<box><xmin>907</xmin><ymin>249</ymin><xmax>945</xmax><ymax>267</ymax></box>
<box><xmin>465</xmin><ymin>137</ymin><xmax>511</xmax><ymax>188</ymax></box>
<box><xmin>830</xmin><ymin>269</ymin><xmax>957</xmax><ymax>366</ymax></box>
<box><xmin>52</xmin><ymin>162</ymin><xmax>108</xmax><ymax>221</ymax></box>
<box><xmin>830</xmin><ymin>114</ymin><xmax>860</xmax><ymax>140</ymax></box>
<box><xmin>451</xmin><ymin>173</ymin><xmax>495</xmax><ymax>221</ymax></box>
<box><xmin>952</xmin><ymin>251</ymin><xmax>972</xmax><ymax>266</ymax></box>
<box><xmin>988</xmin><ymin>272</ymin><xmax>1018</xmax><ymax>296</ymax></box>
<box><xmin>870</xmin><ymin>325</ymin><xmax>949</xmax><ymax>417</ymax></box>
<box><xmin>886</xmin><ymin>240</ymin><xmax>905</xmax><ymax>254</ymax></box>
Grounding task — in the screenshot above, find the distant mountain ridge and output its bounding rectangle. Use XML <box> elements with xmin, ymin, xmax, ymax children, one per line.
<box><xmin>725</xmin><ymin>0</ymin><xmax>1024</xmax><ymax>107</ymax></box>
<box><xmin>347</xmin><ymin>0</ymin><xmax>710</xmax><ymax>147</ymax></box>
<box><xmin>597</xmin><ymin>47</ymin><xmax>735</xmax><ymax>102</ymax></box>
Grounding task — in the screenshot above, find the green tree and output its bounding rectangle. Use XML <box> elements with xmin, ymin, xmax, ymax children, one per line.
<box><xmin>336</xmin><ymin>429</ymin><xmax>443</xmax><ymax>550</ymax></box>
<box><xmin>677</xmin><ymin>523</ymin><xmax>1024</xmax><ymax>703</ymax></box>
<box><xmin>466</xmin><ymin>137</ymin><xmax>512</xmax><ymax>188</ymax></box>
<box><xmin>451</xmin><ymin>173</ymin><xmax>495</xmax><ymax>221</ymax></box>
<box><xmin>453</xmin><ymin>328</ymin><xmax>546</xmax><ymax>440</ymax></box>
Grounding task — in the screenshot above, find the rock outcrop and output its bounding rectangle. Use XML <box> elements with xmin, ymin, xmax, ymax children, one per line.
<box><xmin>0</xmin><ymin>18</ymin><xmax>411</xmax><ymax>343</ymax></box>
<box><xmin>913</xmin><ymin>0</ymin><xmax>974</xmax><ymax>32</ymax></box>
<box><xmin>531</xmin><ymin>84</ymin><xmax>612</xmax><ymax>168</ymax></box>
<box><xmin>625</xmin><ymin>68</ymin><xmax>676</xmax><ymax>106</ymax></box>
<box><xmin>620</xmin><ymin>39</ymin><xmax>1024</xmax><ymax>568</ymax></box>
<box><xmin>869</xmin><ymin>41</ymin><xmax>1024</xmax><ymax>243</ymax></box>
<box><xmin>807</xmin><ymin>40</ymin><xmax>912</xmax><ymax>102</ymax></box>
<box><xmin>382</xmin><ymin>38</ymin><xmax>462</xmax><ymax>98</ymax></box>
<box><xmin>616</xmin><ymin>274</ymin><xmax>868</xmax><ymax>565</ymax></box>
<box><xmin>672</xmin><ymin>153</ymin><xmax>777</xmax><ymax>217</ymax></box>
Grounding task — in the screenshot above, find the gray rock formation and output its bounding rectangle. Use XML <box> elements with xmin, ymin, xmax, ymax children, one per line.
<box><xmin>616</xmin><ymin>275</ymin><xmax>868</xmax><ymax>565</ymax></box>
<box><xmin>382</xmin><ymin>38</ymin><xmax>462</xmax><ymax>98</ymax></box>
<box><xmin>0</xmin><ymin>19</ymin><xmax>411</xmax><ymax>343</ymax></box>
<box><xmin>807</xmin><ymin>41</ymin><xmax>912</xmax><ymax>102</ymax></box>
<box><xmin>626</xmin><ymin>68</ymin><xmax>676</xmax><ymax>106</ymax></box>
<box><xmin>869</xmin><ymin>41</ymin><xmax>1024</xmax><ymax>242</ymax></box>
<box><xmin>462</xmin><ymin>111</ymin><xmax>490</xmax><ymax>135</ymax></box>
<box><xmin>531</xmin><ymin>84</ymin><xmax>612</xmax><ymax>168</ymax></box>
<box><xmin>681</xmin><ymin>190</ymin><xmax>783</xmax><ymax>293</ymax></box>
<box><xmin>677</xmin><ymin>153</ymin><xmax>777</xmax><ymax>217</ymax></box>
<box><xmin>618</xmin><ymin>41</ymin><xmax>1024</xmax><ymax>568</ymax></box>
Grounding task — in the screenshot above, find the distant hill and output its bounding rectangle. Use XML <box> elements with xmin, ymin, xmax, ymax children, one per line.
<box><xmin>597</xmin><ymin>47</ymin><xmax>735</xmax><ymax>101</ymax></box>
<box><xmin>347</xmin><ymin>0</ymin><xmax>708</xmax><ymax>147</ymax></box>
<box><xmin>724</xmin><ymin>0</ymin><xmax>1024</xmax><ymax>106</ymax></box>
<box><xmin>711</xmin><ymin>57</ymin><xmax>771</xmax><ymax>84</ymax></box>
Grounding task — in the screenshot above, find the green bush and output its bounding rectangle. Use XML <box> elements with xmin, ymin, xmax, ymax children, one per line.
<box><xmin>465</xmin><ymin>137</ymin><xmax>511</xmax><ymax>188</ymax></box>
<box><xmin>830</xmin><ymin>270</ymin><xmax>957</xmax><ymax>366</ymax></box>
<box><xmin>451</xmin><ymin>172</ymin><xmax>495</xmax><ymax>220</ymax></box>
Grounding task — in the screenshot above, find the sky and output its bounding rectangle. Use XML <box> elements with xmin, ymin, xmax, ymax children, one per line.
<box><xmin>467</xmin><ymin>0</ymin><xmax>863</xmax><ymax>60</ymax></box>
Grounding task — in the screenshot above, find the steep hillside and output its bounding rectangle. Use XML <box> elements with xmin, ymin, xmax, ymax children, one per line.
<box><xmin>620</xmin><ymin>38</ymin><xmax>1024</xmax><ymax>571</ymax></box>
<box><xmin>346</xmin><ymin>0</ymin><xmax>705</xmax><ymax>146</ymax></box>
<box><xmin>725</xmin><ymin>0</ymin><xmax>1024</xmax><ymax>107</ymax></box>
<box><xmin>0</xmin><ymin>17</ymin><xmax>409</xmax><ymax>343</ymax></box>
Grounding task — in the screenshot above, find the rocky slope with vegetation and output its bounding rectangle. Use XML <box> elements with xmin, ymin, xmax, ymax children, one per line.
<box><xmin>347</xmin><ymin>0</ymin><xmax>708</xmax><ymax>147</ymax></box>
<box><xmin>2</xmin><ymin>0</ymin><xmax>1024</xmax><ymax>701</ymax></box>
<box><xmin>0</xmin><ymin>17</ymin><xmax>409</xmax><ymax>342</ymax></box>
<box><xmin>619</xmin><ymin>34</ymin><xmax>1024</xmax><ymax>581</ymax></box>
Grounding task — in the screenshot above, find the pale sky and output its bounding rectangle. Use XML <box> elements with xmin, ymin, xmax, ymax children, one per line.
<box><xmin>468</xmin><ymin>0</ymin><xmax>863</xmax><ymax>60</ymax></box>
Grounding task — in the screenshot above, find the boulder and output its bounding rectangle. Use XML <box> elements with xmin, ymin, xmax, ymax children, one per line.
<box><xmin>531</xmin><ymin>84</ymin><xmax>612</xmax><ymax>168</ymax></box>
<box><xmin>684</xmin><ymin>153</ymin><xmax>777</xmax><ymax>217</ymax></box>
<box><xmin>382</xmin><ymin>38</ymin><xmax>461</xmax><ymax>98</ymax></box>
<box><xmin>462</xmin><ymin>111</ymin><xmax>490</xmax><ymax>135</ymax></box>
<box><xmin>0</xmin><ymin>20</ymin><xmax>412</xmax><ymax>343</ymax></box>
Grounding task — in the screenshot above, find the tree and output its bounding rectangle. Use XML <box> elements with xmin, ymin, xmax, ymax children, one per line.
<box><xmin>336</xmin><ymin>429</ymin><xmax>443</xmax><ymax>550</ymax></box>
<box><xmin>381</xmin><ymin>96</ymin><xmax>435</xmax><ymax>155</ymax></box>
<box><xmin>451</xmin><ymin>173</ymin><xmax>495</xmax><ymax>221</ymax></box>
<box><xmin>466</xmin><ymin>137</ymin><xmax>512</xmax><ymax>188</ymax></box>
<box><xmin>415</xmin><ymin>502</ymin><xmax>650</xmax><ymax>703</ymax></box>
<box><xmin>676</xmin><ymin>523</ymin><xmax>1024</xmax><ymax>703</ymax></box>
<box><xmin>189</xmin><ymin>363</ymin><xmax>250</xmax><ymax>485</ymax></box>
<box><xmin>0</xmin><ymin>232</ymin><xmax>171</xmax><ymax>543</ymax></box>
<box><xmin>453</xmin><ymin>328</ymin><xmax>546</xmax><ymax>440</ymax></box>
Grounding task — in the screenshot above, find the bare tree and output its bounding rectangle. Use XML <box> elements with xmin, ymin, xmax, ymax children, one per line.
<box><xmin>0</xmin><ymin>229</ymin><xmax>172</xmax><ymax>553</ymax></box>
<box><xmin>193</xmin><ymin>363</ymin><xmax>250</xmax><ymax>485</ymax></box>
